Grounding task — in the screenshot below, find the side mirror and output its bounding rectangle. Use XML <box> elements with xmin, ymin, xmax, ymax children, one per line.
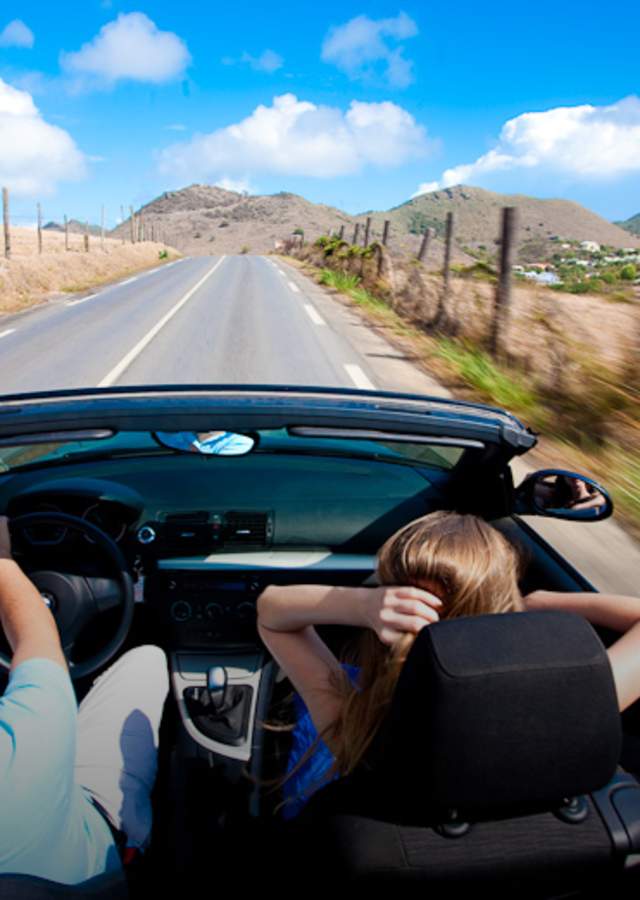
<box><xmin>514</xmin><ymin>469</ymin><xmax>613</xmax><ymax>522</ymax></box>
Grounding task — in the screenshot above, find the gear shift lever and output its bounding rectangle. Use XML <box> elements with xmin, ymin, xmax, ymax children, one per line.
<box><xmin>207</xmin><ymin>665</ymin><xmax>228</xmax><ymax>713</ymax></box>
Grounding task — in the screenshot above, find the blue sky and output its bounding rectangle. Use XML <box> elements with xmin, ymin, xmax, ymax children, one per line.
<box><xmin>1</xmin><ymin>0</ymin><xmax>639</xmax><ymax>227</ymax></box>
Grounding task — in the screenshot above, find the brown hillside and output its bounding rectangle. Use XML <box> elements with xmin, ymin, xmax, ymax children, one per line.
<box><xmin>375</xmin><ymin>185</ymin><xmax>640</xmax><ymax>262</ymax></box>
<box><xmin>111</xmin><ymin>184</ymin><xmax>470</xmax><ymax>264</ymax></box>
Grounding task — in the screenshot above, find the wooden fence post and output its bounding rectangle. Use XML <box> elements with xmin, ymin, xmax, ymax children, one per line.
<box><xmin>84</xmin><ymin>221</ymin><xmax>89</xmax><ymax>252</ymax></box>
<box><xmin>382</xmin><ymin>220</ymin><xmax>390</xmax><ymax>246</ymax></box>
<box><xmin>364</xmin><ymin>216</ymin><xmax>371</xmax><ymax>247</ymax></box>
<box><xmin>353</xmin><ymin>223</ymin><xmax>360</xmax><ymax>245</ymax></box>
<box><xmin>129</xmin><ymin>207</ymin><xmax>135</xmax><ymax>243</ymax></box>
<box><xmin>417</xmin><ymin>226</ymin><xmax>432</xmax><ymax>262</ymax></box>
<box><xmin>490</xmin><ymin>207</ymin><xmax>518</xmax><ymax>357</ymax></box>
<box><xmin>100</xmin><ymin>205</ymin><xmax>105</xmax><ymax>250</ymax></box>
<box><xmin>2</xmin><ymin>188</ymin><xmax>9</xmax><ymax>260</ymax></box>
<box><xmin>433</xmin><ymin>213</ymin><xmax>454</xmax><ymax>329</ymax></box>
<box><xmin>338</xmin><ymin>224</ymin><xmax>345</xmax><ymax>240</ymax></box>
<box><xmin>64</xmin><ymin>215</ymin><xmax>69</xmax><ymax>251</ymax></box>
<box><xmin>37</xmin><ymin>203</ymin><xmax>42</xmax><ymax>254</ymax></box>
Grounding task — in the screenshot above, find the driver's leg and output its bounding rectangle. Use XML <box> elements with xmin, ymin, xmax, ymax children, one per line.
<box><xmin>74</xmin><ymin>645</ymin><xmax>169</xmax><ymax>850</ymax></box>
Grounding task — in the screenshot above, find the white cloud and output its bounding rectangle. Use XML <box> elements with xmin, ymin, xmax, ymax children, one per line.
<box><xmin>321</xmin><ymin>12</ymin><xmax>418</xmax><ymax>88</ymax></box>
<box><xmin>0</xmin><ymin>78</ymin><xmax>86</xmax><ymax>195</ymax></box>
<box><xmin>157</xmin><ymin>93</ymin><xmax>429</xmax><ymax>181</ymax></box>
<box><xmin>415</xmin><ymin>97</ymin><xmax>640</xmax><ymax>195</ymax></box>
<box><xmin>242</xmin><ymin>50</ymin><xmax>283</xmax><ymax>73</ymax></box>
<box><xmin>60</xmin><ymin>12</ymin><xmax>190</xmax><ymax>85</ymax></box>
<box><xmin>0</xmin><ymin>20</ymin><xmax>34</xmax><ymax>49</ymax></box>
<box><xmin>215</xmin><ymin>177</ymin><xmax>254</xmax><ymax>194</ymax></box>
<box><xmin>166</xmin><ymin>123</ymin><xmax>187</xmax><ymax>132</ymax></box>
<box><xmin>222</xmin><ymin>49</ymin><xmax>284</xmax><ymax>73</ymax></box>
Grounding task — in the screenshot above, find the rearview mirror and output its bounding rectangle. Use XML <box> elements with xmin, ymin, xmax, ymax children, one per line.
<box><xmin>514</xmin><ymin>469</ymin><xmax>612</xmax><ymax>522</ymax></box>
<box><xmin>153</xmin><ymin>431</ymin><xmax>255</xmax><ymax>456</ymax></box>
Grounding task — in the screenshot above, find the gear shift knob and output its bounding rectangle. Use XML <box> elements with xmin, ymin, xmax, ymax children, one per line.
<box><xmin>207</xmin><ymin>665</ymin><xmax>227</xmax><ymax>713</ymax></box>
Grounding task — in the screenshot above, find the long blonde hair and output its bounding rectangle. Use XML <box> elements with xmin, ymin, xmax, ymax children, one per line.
<box><xmin>326</xmin><ymin>511</ymin><xmax>523</xmax><ymax>777</ymax></box>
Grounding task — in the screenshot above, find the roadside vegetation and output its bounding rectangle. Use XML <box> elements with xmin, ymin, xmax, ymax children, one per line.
<box><xmin>282</xmin><ymin>236</ymin><xmax>640</xmax><ymax>538</ymax></box>
<box><xmin>0</xmin><ymin>228</ymin><xmax>180</xmax><ymax>316</ymax></box>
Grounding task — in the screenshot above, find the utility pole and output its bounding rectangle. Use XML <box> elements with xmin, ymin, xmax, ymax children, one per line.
<box><xmin>353</xmin><ymin>223</ymin><xmax>360</xmax><ymax>245</ymax></box>
<box><xmin>433</xmin><ymin>214</ymin><xmax>454</xmax><ymax>330</ymax></box>
<box><xmin>382</xmin><ymin>220</ymin><xmax>390</xmax><ymax>246</ymax></box>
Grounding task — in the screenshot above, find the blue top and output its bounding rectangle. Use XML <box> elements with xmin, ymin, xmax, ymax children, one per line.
<box><xmin>0</xmin><ymin>658</ymin><xmax>121</xmax><ymax>884</ymax></box>
<box><xmin>282</xmin><ymin>664</ymin><xmax>360</xmax><ymax>820</ymax></box>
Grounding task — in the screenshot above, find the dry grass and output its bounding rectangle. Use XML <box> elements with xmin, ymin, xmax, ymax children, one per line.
<box><xmin>0</xmin><ymin>228</ymin><xmax>181</xmax><ymax>315</ymax></box>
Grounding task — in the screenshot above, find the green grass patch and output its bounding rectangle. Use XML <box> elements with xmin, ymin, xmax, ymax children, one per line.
<box><xmin>434</xmin><ymin>339</ymin><xmax>542</xmax><ymax>422</ymax></box>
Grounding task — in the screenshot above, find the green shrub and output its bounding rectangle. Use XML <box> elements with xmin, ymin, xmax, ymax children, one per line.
<box><xmin>620</xmin><ymin>263</ymin><xmax>637</xmax><ymax>280</ymax></box>
<box><xmin>240</xmin><ymin>245</ymin><xmax>250</xmax><ymax>254</ymax></box>
<box><xmin>158</xmin><ymin>249</ymin><xmax>168</xmax><ymax>260</ymax></box>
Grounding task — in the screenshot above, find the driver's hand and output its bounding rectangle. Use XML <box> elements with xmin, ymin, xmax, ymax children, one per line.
<box><xmin>0</xmin><ymin>516</ymin><xmax>12</xmax><ymax>561</ymax></box>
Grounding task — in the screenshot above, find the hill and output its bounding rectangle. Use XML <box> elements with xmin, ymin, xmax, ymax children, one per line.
<box><xmin>44</xmin><ymin>219</ymin><xmax>102</xmax><ymax>236</ymax></box>
<box><xmin>371</xmin><ymin>185</ymin><xmax>640</xmax><ymax>264</ymax></box>
<box><xmin>615</xmin><ymin>213</ymin><xmax>640</xmax><ymax>236</ymax></box>
<box><xmin>111</xmin><ymin>183</ymin><xmax>640</xmax><ymax>262</ymax></box>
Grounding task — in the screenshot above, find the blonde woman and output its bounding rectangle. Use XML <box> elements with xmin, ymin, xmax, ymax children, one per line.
<box><xmin>257</xmin><ymin>511</ymin><xmax>640</xmax><ymax>816</ymax></box>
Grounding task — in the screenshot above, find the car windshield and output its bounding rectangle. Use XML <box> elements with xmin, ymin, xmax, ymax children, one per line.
<box><xmin>0</xmin><ymin>428</ymin><xmax>466</xmax><ymax>473</ymax></box>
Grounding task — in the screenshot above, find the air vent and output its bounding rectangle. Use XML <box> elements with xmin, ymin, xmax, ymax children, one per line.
<box><xmin>224</xmin><ymin>511</ymin><xmax>271</xmax><ymax>546</ymax></box>
<box><xmin>164</xmin><ymin>511</ymin><xmax>210</xmax><ymax>523</ymax></box>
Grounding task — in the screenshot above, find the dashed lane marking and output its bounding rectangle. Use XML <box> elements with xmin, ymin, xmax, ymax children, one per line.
<box><xmin>66</xmin><ymin>295</ymin><xmax>96</xmax><ymax>307</ymax></box>
<box><xmin>344</xmin><ymin>364</ymin><xmax>375</xmax><ymax>390</ymax></box>
<box><xmin>287</xmin><ymin>281</ymin><xmax>301</xmax><ymax>293</ymax></box>
<box><xmin>304</xmin><ymin>304</ymin><xmax>326</xmax><ymax>326</ymax></box>
<box><xmin>98</xmin><ymin>256</ymin><xmax>227</xmax><ymax>388</ymax></box>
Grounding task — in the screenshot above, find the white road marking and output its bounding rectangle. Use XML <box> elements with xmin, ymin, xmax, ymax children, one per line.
<box><xmin>287</xmin><ymin>280</ymin><xmax>300</xmax><ymax>293</ymax></box>
<box><xmin>344</xmin><ymin>364</ymin><xmax>375</xmax><ymax>390</ymax></box>
<box><xmin>119</xmin><ymin>276</ymin><xmax>138</xmax><ymax>286</ymax></box>
<box><xmin>66</xmin><ymin>294</ymin><xmax>96</xmax><ymax>307</ymax></box>
<box><xmin>304</xmin><ymin>304</ymin><xmax>325</xmax><ymax>326</ymax></box>
<box><xmin>98</xmin><ymin>256</ymin><xmax>227</xmax><ymax>387</ymax></box>
<box><xmin>0</xmin><ymin>329</ymin><xmax>15</xmax><ymax>339</ymax></box>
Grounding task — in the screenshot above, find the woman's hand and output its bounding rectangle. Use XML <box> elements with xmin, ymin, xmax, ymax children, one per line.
<box><xmin>365</xmin><ymin>585</ymin><xmax>442</xmax><ymax>646</ymax></box>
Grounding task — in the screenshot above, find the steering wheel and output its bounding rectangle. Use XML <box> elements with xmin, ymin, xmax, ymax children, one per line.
<box><xmin>2</xmin><ymin>512</ymin><xmax>135</xmax><ymax>679</ymax></box>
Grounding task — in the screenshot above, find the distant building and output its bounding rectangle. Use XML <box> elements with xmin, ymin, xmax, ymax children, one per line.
<box><xmin>580</xmin><ymin>240</ymin><xmax>600</xmax><ymax>252</ymax></box>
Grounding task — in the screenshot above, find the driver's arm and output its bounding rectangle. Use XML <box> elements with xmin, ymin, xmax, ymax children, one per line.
<box><xmin>0</xmin><ymin>516</ymin><xmax>66</xmax><ymax>671</ymax></box>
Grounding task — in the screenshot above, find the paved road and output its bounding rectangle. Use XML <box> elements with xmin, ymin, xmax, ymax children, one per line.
<box><xmin>0</xmin><ymin>255</ymin><xmax>383</xmax><ymax>392</ymax></box>
<box><xmin>1</xmin><ymin>254</ymin><xmax>639</xmax><ymax>592</ymax></box>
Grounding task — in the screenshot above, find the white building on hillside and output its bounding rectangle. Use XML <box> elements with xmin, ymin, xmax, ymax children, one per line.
<box><xmin>580</xmin><ymin>240</ymin><xmax>600</xmax><ymax>252</ymax></box>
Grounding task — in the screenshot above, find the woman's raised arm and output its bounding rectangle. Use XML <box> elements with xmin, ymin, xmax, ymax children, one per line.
<box><xmin>524</xmin><ymin>590</ymin><xmax>640</xmax><ymax>712</ymax></box>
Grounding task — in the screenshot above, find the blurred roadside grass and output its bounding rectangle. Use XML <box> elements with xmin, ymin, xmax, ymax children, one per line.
<box><xmin>313</xmin><ymin>265</ymin><xmax>640</xmax><ymax>538</ymax></box>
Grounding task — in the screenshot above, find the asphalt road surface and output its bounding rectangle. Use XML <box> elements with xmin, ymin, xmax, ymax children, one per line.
<box><xmin>1</xmin><ymin>254</ymin><xmax>639</xmax><ymax>592</ymax></box>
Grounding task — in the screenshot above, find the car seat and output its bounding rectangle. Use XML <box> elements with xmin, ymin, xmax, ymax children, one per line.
<box><xmin>273</xmin><ymin>610</ymin><xmax>640</xmax><ymax>897</ymax></box>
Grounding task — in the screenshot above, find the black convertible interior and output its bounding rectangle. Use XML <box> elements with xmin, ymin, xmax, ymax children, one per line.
<box><xmin>0</xmin><ymin>389</ymin><xmax>639</xmax><ymax>898</ymax></box>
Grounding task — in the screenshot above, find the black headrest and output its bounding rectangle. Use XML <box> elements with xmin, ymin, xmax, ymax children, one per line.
<box><xmin>369</xmin><ymin>610</ymin><xmax>621</xmax><ymax>822</ymax></box>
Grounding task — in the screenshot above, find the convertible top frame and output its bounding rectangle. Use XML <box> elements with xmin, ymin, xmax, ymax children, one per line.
<box><xmin>0</xmin><ymin>385</ymin><xmax>537</xmax><ymax>458</ymax></box>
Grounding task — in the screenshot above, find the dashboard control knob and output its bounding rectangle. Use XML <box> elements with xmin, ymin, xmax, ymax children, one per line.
<box><xmin>205</xmin><ymin>602</ymin><xmax>224</xmax><ymax>624</ymax></box>
<box><xmin>170</xmin><ymin>600</ymin><xmax>192</xmax><ymax>623</ymax></box>
<box><xmin>137</xmin><ymin>525</ymin><xmax>156</xmax><ymax>545</ymax></box>
<box><xmin>236</xmin><ymin>601</ymin><xmax>256</xmax><ymax>623</ymax></box>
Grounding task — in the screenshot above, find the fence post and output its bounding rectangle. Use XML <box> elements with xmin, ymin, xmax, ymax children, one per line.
<box><xmin>338</xmin><ymin>224</ymin><xmax>345</xmax><ymax>240</ymax></box>
<box><xmin>489</xmin><ymin>207</ymin><xmax>518</xmax><ymax>357</ymax></box>
<box><xmin>129</xmin><ymin>207</ymin><xmax>135</xmax><ymax>243</ymax></box>
<box><xmin>432</xmin><ymin>213</ymin><xmax>454</xmax><ymax>329</ymax></box>
<box><xmin>417</xmin><ymin>226</ymin><xmax>432</xmax><ymax>262</ymax></box>
<box><xmin>64</xmin><ymin>215</ymin><xmax>69</xmax><ymax>251</ymax></box>
<box><xmin>382</xmin><ymin>220</ymin><xmax>390</xmax><ymax>246</ymax></box>
<box><xmin>84</xmin><ymin>221</ymin><xmax>89</xmax><ymax>252</ymax></box>
<box><xmin>364</xmin><ymin>216</ymin><xmax>371</xmax><ymax>247</ymax></box>
<box><xmin>100</xmin><ymin>205</ymin><xmax>105</xmax><ymax>250</ymax></box>
<box><xmin>120</xmin><ymin>206</ymin><xmax>125</xmax><ymax>244</ymax></box>
<box><xmin>2</xmin><ymin>188</ymin><xmax>9</xmax><ymax>260</ymax></box>
<box><xmin>37</xmin><ymin>202</ymin><xmax>42</xmax><ymax>254</ymax></box>
<box><xmin>353</xmin><ymin>223</ymin><xmax>360</xmax><ymax>245</ymax></box>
